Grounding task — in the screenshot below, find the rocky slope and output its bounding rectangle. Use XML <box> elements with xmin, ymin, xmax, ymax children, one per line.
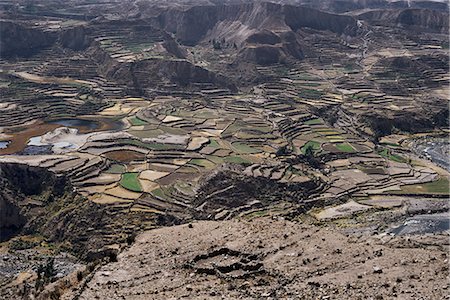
<box><xmin>0</xmin><ymin>163</ymin><xmax>179</xmax><ymax>260</ymax></box>
<box><xmin>0</xmin><ymin>163</ymin><xmax>66</xmax><ymax>242</ymax></box>
<box><xmin>0</xmin><ymin>21</ymin><xmax>56</xmax><ymax>58</ymax></box>
<box><xmin>358</xmin><ymin>7</ymin><xmax>449</xmax><ymax>33</ymax></box>
<box><xmin>76</xmin><ymin>218</ymin><xmax>449</xmax><ymax>299</ymax></box>
<box><xmin>155</xmin><ymin>2</ymin><xmax>357</xmax><ymax>64</ymax></box>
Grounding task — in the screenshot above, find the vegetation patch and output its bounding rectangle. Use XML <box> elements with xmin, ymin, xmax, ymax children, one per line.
<box><xmin>231</xmin><ymin>142</ymin><xmax>261</xmax><ymax>154</ymax></box>
<box><xmin>151</xmin><ymin>188</ymin><xmax>168</xmax><ymax>200</ymax></box>
<box><xmin>224</xmin><ymin>156</ymin><xmax>251</xmax><ymax>164</ymax></box>
<box><xmin>304</xmin><ymin>118</ymin><xmax>323</xmax><ymax>125</ymax></box>
<box><xmin>243</xmin><ymin>210</ymin><xmax>269</xmax><ymax>220</ymax></box>
<box><xmin>208</xmin><ymin>139</ymin><xmax>221</xmax><ymax>148</ymax></box>
<box><xmin>398</xmin><ymin>177</ymin><xmax>449</xmax><ymax>195</ymax></box>
<box><xmin>298</xmin><ymin>89</ymin><xmax>324</xmax><ymax>99</ymax></box>
<box><xmin>335</xmin><ymin>143</ymin><xmax>356</xmax><ymax>153</ymax></box>
<box><xmin>378</xmin><ymin>148</ymin><xmax>406</xmax><ymax>163</ymax></box>
<box><xmin>129</xmin><ymin>116</ymin><xmax>148</xmax><ymax>126</ymax></box>
<box><xmin>301</xmin><ymin>140</ymin><xmax>321</xmax><ymax>155</ymax></box>
<box><xmin>120</xmin><ymin>173</ymin><xmax>142</xmax><ymax>192</ymax></box>
<box><xmin>190</xmin><ymin>158</ymin><xmax>216</xmax><ymax>169</ymax></box>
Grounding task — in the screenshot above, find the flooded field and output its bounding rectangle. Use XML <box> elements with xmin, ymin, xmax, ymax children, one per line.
<box><xmin>414</xmin><ymin>138</ymin><xmax>450</xmax><ymax>171</ymax></box>
<box><xmin>0</xmin><ymin>117</ymin><xmax>123</xmax><ymax>155</ymax></box>
<box><xmin>0</xmin><ymin>123</ymin><xmax>60</xmax><ymax>155</ymax></box>
<box><xmin>47</xmin><ymin>118</ymin><xmax>100</xmax><ymax>131</ymax></box>
<box><xmin>0</xmin><ymin>141</ymin><xmax>9</xmax><ymax>149</ymax></box>
<box><xmin>390</xmin><ymin>212</ymin><xmax>450</xmax><ymax>235</ymax></box>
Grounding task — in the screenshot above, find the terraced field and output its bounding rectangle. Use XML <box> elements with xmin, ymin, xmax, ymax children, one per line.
<box><xmin>0</xmin><ymin>1</ymin><xmax>449</xmax><ymax>299</ymax></box>
<box><xmin>0</xmin><ymin>78</ymin><xmax>446</xmax><ymax>221</ymax></box>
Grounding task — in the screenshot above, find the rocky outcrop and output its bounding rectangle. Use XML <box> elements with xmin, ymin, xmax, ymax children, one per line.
<box><xmin>246</xmin><ymin>29</ymin><xmax>281</xmax><ymax>45</ymax></box>
<box><xmin>239</xmin><ymin>45</ymin><xmax>285</xmax><ymax>65</ymax></box>
<box><xmin>0</xmin><ymin>163</ymin><xmax>181</xmax><ymax>259</ymax></box>
<box><xmin>0</xmin><ymin>163</ymin><xmax>66</xmax><ymax>241</ymax></box>
<box><xmin>238</xmin><ymin>29</ymin><xmax>303</xmax><ymax>65</ymax></box>
<box><xmin>59</xmin><ymin>26</ymin><xmax>92</xmax><ymax>51</ymax></box>
<box><xmin>77</xmin><ymin>218</ymin><xmax>449</xmax><ymax>300</ymax></box>
<box><xmin>162</xmin><ymin>38</ymin><xmax>188</xmax><ymax>59</ymax></box>
<box><xmin>362</xmin><ymin>106</ymin><xmax>449</xmax><ymax>138</ymax></box>
<box><xmin>0</xmin><ymin>197</ymin><xmax>26</xmax><ymax>242</ymax></box>
<box><xmin>0</xmin><ymin>21</ymin><xmax>56</xmax><ymax>58</ymax></box>
<box><xmin>193</xmin><ymin>169</ymin><xmax>320</xmax><ymax>219</ymax></box>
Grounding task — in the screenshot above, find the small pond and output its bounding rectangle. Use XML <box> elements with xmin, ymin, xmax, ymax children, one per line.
<box><xmin>0</xmin><ymin>141</ymin><xmax>10</xmax><ymax>149</ymax></box>
<box><xmin>390</xmin><ymin>212</ymin><xmax>450</xmax><ymax>235</ymax></box>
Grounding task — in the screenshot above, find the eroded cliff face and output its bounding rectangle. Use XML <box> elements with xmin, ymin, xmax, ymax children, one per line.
<box><xmin>362</xmin><ymin>104</ymin><xmax>449</xmax><ymax>138</ymax></box>
<box><xmin>238</xmin><ymin>29</ymin><xmax>303</xmax><ymax>65</ymax></box>
<box><xmin>0</xmin><ymin>21</ymin><xmax>57</xmax><ymax>58</ymax></box>
<box><xmin>0</xmin><ymin>164</ymin><xmax>66</xmax><ymax>241</ymax></box>
<box><xmin>283</xmin><ymin>5</ymin><xmax>357</xmax><ymax>35</ymax></box>
<box><xmin>358</xmin><ymin>8</ymin><xmax>449</xmax><ymax>33</ymax></box>
<box><xmin>59</xmin><ymin>26</ymin><xmax>92</xmax><ymax>51</ymax></box>
<box><xmin>155</xmin><ymin>2</ymin><xmax>356</xmax><ymax>65</ymax></box>
<box><xmin>158</xmin><ymin>2</ymin><xmax>357</xmax><ymax>47</ymax></box>
<box><xmin>396</xmin><ymin>8</ymin><xmax>449</xmax><ymax>33</ymax></box>
<box><xmin>0</xmin><ymin>163</ymin><xmax>180</xmax><ymax>259</ymax></box>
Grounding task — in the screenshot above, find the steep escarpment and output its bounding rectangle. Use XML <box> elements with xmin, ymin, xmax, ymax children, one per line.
<box><xmin>397</xmin><ymin>8</ymin><xmax>449</xmax><ymax>33</ymax></box>
<box><xmin>238</xmin><ymin>29</ymin><xmax>303</xmax><ymax>65</ymax></box>
<box><xmin>59</xmin><ymin>26</ymin><xmax>92</xmax><ymax>51</ymax></box>
<box><xmin>0</xmin><ymin>163</ymin><xmax>66</xmax><ymax>242</ymax></box>
<box><xmin>358</xmin><ymin>8</ymin><xmax>449</xmax><ymax>33</ymax></box>
<box><xmin>363</xmin><ymin>107</ymin><xmax>449</xmax><ymax>138</ymax></box>
<box><xmin>283</xmin><ymin>5</ymin><xmax>357</xmax><ymax>35</ymax></box>
<box><xmin>156</xmin><ymin>2</ymin><xmax>356</xmax><ymax>66</ymax></box>
<box><xmin>157</xmin><ymin>2</ymin><xmax>358</xmax><ymax>47</ymax></box>
<box><xmin>0</xmin><ymin>163</ymin><xmax>180</xmax><ymax>259</ymax></box>
<box><xmin>91</xmin><ymin>44</ymin><xmax>236</xmax><ymax>94</ymax></box>
<box><xmin>0</xmin><ymin>21</ymin><xmax>56</xmax><ymax>58</ymax></box>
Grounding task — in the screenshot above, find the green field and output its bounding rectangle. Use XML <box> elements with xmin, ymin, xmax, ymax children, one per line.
<box><xmin>398</xmin><ymin>177</ymin><xmax>449</xmax><ymax>195</ymax></box>
<box><xmin>304</xmin><ymin>118</ymin><xmax>323</xmax><ymax>125</ymax></box>
<box><xmin>120</xmin><ymin>173</ymin><xmax>142</xmax><ymax>192</ymax></box>
<box><xmin>151</xmin><ymin>188</ymin><xmax>168</xmax><ymax>200</ymax></box>
<box><xmin>335</xmin><ymin>143</ymin><xmax>355</xmax><ymax>153</ymax></box>
<box><xmin>224</xmin><ymin>156</ymin><xmax>251</xmax><ymax>164</ymax></box>
<box><xmin>232</xmin><ymin>142</ymin><xmax>261</xmax><ymax>154</ymax></box>
<box><xmin>190</xmin><ymin>158</ymin><xmax>216</xmax><ymax>169</ymax></box>
<box><xmin>129</xmin><ymin>116</ymin><xmax>148</xmax><ymax>126</ymax></box>
<box><xmin>208</xmin><ymin>139</ymin><xmax>220</xmax><ymax>148</ymax></box>
<box><xmin>378</xmin><ymin>148</ymin><xmax>406</xmax><ymax>163</ymax></box>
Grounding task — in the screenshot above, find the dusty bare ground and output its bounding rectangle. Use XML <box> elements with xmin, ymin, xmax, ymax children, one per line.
<box><xmin>76</xmin><ymin>218</ymin><xmax>449</xmax><ymax>300</ymax></box>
